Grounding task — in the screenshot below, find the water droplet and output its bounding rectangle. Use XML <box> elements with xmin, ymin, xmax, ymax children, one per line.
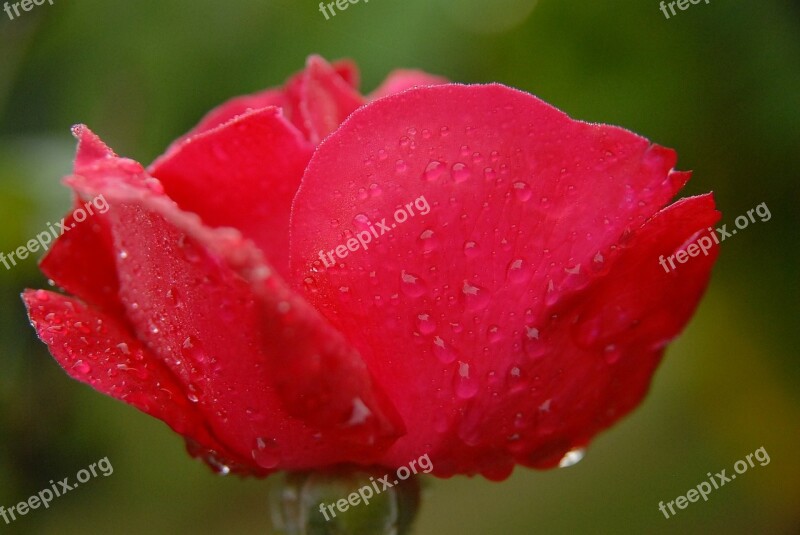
<box><xmin>433</xmin><ymin>336</ymin><xmax>456</xmax><ymax>363</ymax></box>
<box><xmin>462</xmin><ymin>281</ymin><xmax>489</xmax><ymax>312</ymax></box>
<box><xmin>417</xmin><ymin>228</ymin><xmax>439</xmax><ymax>254</ymax></box>
<box><xmin>118</xmin><ymin>250</ymin><xmax>129</xmax><ymax>260</ymax></box>
<box><xmin>417</xmin><ymin>313</ymin><xmax>436</xmax><ymax>335</ymax></box>
<box><xmin>182</xmin><ymin>337</ymin><xmax>206</xmax><ymax>364</ymax></box>
<box><xmin>487</xmin><ymin>325</ymin><xmax>503</xmax><ymax>343</ymax></box>
<box><xmin>250</xmin><ymin>437</ymin><xmax>280</xmax><ymax>469</ymax></box>
<box><xmin>455</xmin><ymin>362</ymin><xmax>479</xmax><ymax>399</ymax></box>
<box><xmin>303</xmin><ymin>277</ymin><xmax>318</xmax><ymax>293</ymax></box>
<box><xmin>463</xmin><ymin>241</ymin><xmax>481</xmax><ymax>258</ymax></box>
<box><xmin>395</xmin><ymin>159</ymin><xmax>408</xmax><ymax>174</ymax></box>
<box><xmin>400</xmin><ymin>271</ymin><xmax>426</xmax><ymax>298</ymax></box>
<box><xmin>512</xmin><ymin>181</ymin><xmax>532</xmax><ymax>201</ymax></box>
<box><xmin>451</xmin><ymin>162</ymin><xmax>470</xmax><ymax>183</ymax></box>
<box><xmin>506</xmin><ymin>258</ymin><xmax>533</xmax><ymax>284</ymax></box>
<box><xmin>558</xmin><ymin>448</ymin><xmax>586</xmax><ymax>468</ymax></box>
<box><xmin>73</xmin><ymin>360</ymin><xmax>91</xmax><ymax>374</ymax></box>
<box><xmin>604</xmin><ymin>344</ymin><xmax>621</xmax><ymax>364</ymax></box>
<box><xmin>117</xmin><ymin>342</ymin><xmax>130</xmax><ymax>355</ymax></box>
<box><xmin>423</xmin><ymin>160</ymin><xmax>446</xmax><ymax>181</ymax></box>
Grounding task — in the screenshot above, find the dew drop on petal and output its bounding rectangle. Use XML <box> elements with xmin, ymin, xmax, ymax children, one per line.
<box><xmin>455</xmin><ymin>362</ymin><xmax>479</xmax><ymax>399</ymax></box>
<box><xmin>487</xmin><ymin>325</ymin><xmax>503</xmax><ymax>343</ymax></box>
<box><xmin>558</xmin><ymin>448</ymin><xmax>586</xmax><ymax>468</ymax></box>
<box><xmin>512</xmin><ymin>181</ymin><xmax>532</xmax><ymax>201</ymax></box>
<box><xmin>400</xmin><ymin>271</ymin><xmax>426</xmax><ymax>298</ymax></box>
<box><xmin>451</xmin><ymin>162</ymin><xmax>470</xmax><ymax>183</ymax></box>
<box><xmin>506</xmin><ymin>258</ymin><xmax>533</xmax><ymax>284</ymax></box>
<box><xmin>433</xmin><ymin>336</ymin><xmax>456</xmax><ymax>363</ymax></box>
<box><xmin>417</xmin><ymin>313</ymin><xmax>436</xmax><ymax>335</ymax></box>
<box><xmin>462</xmin><ymin>281</ymin><xmax>490</xmax><ymax>312</ymax></box>
<box><xmin>423</xmin><ymin>160</ymin><xmax>446</xmax><ymax>181</ymax></box>
<box><xmin>463</xmin><ymin>241</ymin><xmax>481</xmax><ymax>258</ymax></box>
<box><xmin>73</xmin><ymin>360</ymin><xmax>91</xmax><ymax>374</ymax></box>
<box><xmin>417</xmin><ymin>228</ymin><xmax>439</xmax><ymax>253</ymax></box>
<box><xmin>604</xmin><ymin>344</ymin><xmax>622</xmax><ymax>364</ymax></box>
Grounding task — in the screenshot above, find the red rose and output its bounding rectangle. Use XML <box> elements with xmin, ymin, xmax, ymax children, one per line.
<box><xmin>23</xmin><ymin>56</ymin><xmax>719</xmax><ymax>480</ymax></box>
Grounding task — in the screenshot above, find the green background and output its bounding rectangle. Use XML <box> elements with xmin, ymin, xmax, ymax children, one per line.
<box><xmin>0</xmin><ymin>0</ymin><xmax>798</xmax><ymax>533</ymax></box>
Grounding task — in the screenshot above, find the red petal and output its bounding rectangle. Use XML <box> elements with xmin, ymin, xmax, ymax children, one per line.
<box><xmin>369</xmin><ymin>69</ymin><xmax>449</xmax><ymax>101</ymax></box>
<box><xmin>299</xmin><ymin>55</ymin><xmax>365</xmax><ymax>144</ymax></box>
<box><xmin>38</xmin><ymin>126</ymin><xmax>133</xmax><ymax>314</ymax></box>
<box><xmin>21</xmin><ymin>289</ymin><xmax>253</xmax><ymax>471</ymax></box>
<box><xmin>149</xmin><ymin>108</ymin><xmax>313</xmax><ymax>276</ymax></box>
<box><xmin>66</xmin><ymin>128</ymin><xmax>402</xmax><ymax>472</ymax></box>
<box><xmin>432</xmin><ymin>195</ymin><xmax>720</xmax><ymax>476</ymax></box>
<box><xmin>290</xmin><ymin>84</ymin><xmax>716</xmax><ymax>476</ymax></box>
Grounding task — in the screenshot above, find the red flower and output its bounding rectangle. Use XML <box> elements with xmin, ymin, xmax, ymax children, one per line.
<box><xmin>23</xmin><ymin>56</ymin><xmax>719</xmax><ymax>480</ymax></box>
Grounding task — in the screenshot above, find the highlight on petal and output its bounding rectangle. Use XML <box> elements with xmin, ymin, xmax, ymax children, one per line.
<box><xmin>290</xmin><ymin>83</ymin><xmax>718</xmax><ymax>477</ymax></box>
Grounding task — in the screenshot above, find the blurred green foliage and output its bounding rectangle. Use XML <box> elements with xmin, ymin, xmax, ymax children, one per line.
<box><xmin>0</xmin><ymin>0</ymin><xmax>798</xmax><ymax>533</ymax></box>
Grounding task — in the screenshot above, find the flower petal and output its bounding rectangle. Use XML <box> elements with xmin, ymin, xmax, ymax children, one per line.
<box><xmin>21</xmin><ymin>289</ymin><xmax>254</xmax><ymax>472</ymax></box>
<box><xmin>38</xmin><ymin>126</ymin><xmax>133</xmax><ymax>315</ymax></box>
<box><xmin>369</xmin><ymin>69</ymin><xmax>449</xmax><ymax>101</ymax></box>
<box><xmin>290</xmin><ymin>84</ymin><xmax>714</xmax><ymax>476</ymax></box>
<box><xmin>298</xmin><ymin>55</ymin><xmax>365</xmax><ymax>144</ymax></box>
<box><xmin>149</xmin><ymin>108</ymin><xmax>313</xmax><ymax>276</ymax></box>
<box><xmin>67</xmin><ymin>128</ymin><xmax>402</xmax><ymax>472</ymax></box>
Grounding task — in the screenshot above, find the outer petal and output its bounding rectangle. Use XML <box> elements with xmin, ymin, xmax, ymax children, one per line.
<box><xmin>369</xmin><ymin>69</ymin><xmax>449</xmax><ymax>101</ymax></box>
<box><xmin>21</xmin><ymin>289</ymin><xmax>253</xmax><ymax>473</ymax></box>
<box><xmin>289</xmin><ymin>84</ymin><xmax>717</xmax><ymax>477</ymax></box>
<box><xmin>149</xmin><ymin>108</ymin><xmax>313</xmax><ymax>276</ymax></box>
<box><xmin>429</xmin><ymin>195</ymin><xmax>720</xmax><ymax>478</ymax></box>
<box><xmin>38</xmin><ymin>126</ymin><xmax>143</xmax><ymax>315</ymax></box>
<box><xmin>65</xmin><ymin>127</ymin><xmax>402</xmax><ymax>472</ymax></box>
